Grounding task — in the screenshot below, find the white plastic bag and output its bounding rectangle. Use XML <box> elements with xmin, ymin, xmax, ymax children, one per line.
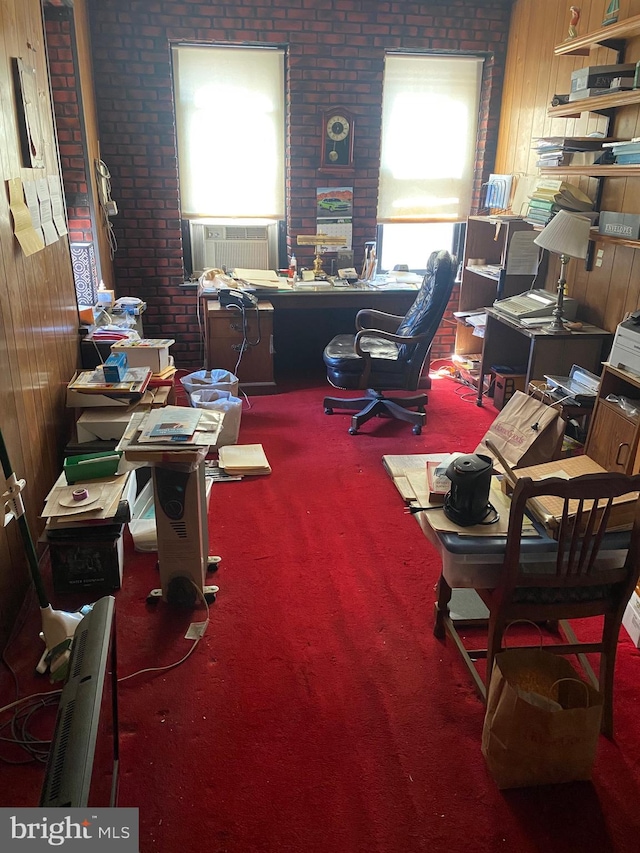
<box><xmin>180</xmin><ymin>369</ymin><xmax>239</xmax><ymax>403</ymax></box>
<box><xmin>190</xmin><ymin>389</ymin><xmax>242</xmax><ymax>447</ymax></box>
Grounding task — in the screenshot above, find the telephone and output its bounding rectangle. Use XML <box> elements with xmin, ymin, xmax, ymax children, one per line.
<box><xmin>219</xmin><ymin>288</ymin><xmax>258</xmax><ymax>309</ymax></box>
<box><xmin>337</xmin><ymin>267</ymin><xmax>359</xmax><ymax>283</ymax></box>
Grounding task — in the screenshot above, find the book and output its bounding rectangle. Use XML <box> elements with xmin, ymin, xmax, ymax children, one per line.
<box><xmin>142</xmin><ymin>405</ymin><xmax>202</xmax><ymax>440</ymax></box>
<box><xmin>218</xmin><ymin>443</ymin><xmax>271</xmax><ymax>476</ymax></box>
<box><xmin>67</xmin><ymin>366</ymin><xmax>152</xmax><ymax>397</ymax></box>
<box><xmin>530</xmin><ymin>180</ymin><xmax>593</xmax><ymax>212</ymax></box>
<box><xmin>426</xmin><ymin>453</ymin><xmax>464</xmax><ymax>503</ymax></box>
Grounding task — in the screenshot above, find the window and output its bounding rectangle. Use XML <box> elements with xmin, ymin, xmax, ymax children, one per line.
<box><xmin>377</xmin><ymin>222</ymin><xmax>456</xmax><ymax>273</ymax></box>
<box><xmin>172</xmin><ymin>45</ymin><xmax>285</xmax><ymax>221</ymax></box>
<box><xmin>377</xmin><ymin>53</ymin><xmax>483</xmax><ymax>226</ymax></box>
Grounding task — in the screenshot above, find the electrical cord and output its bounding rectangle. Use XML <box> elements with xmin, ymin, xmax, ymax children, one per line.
<box><xmin>0</xmin><ymin>690</ymin><xmax>62</xmax><ymax>765</ymax></box>
<box><xmin>118</xmin><ymin>582</ymin><xmax>210</xmax><ymax>684</ymax></box>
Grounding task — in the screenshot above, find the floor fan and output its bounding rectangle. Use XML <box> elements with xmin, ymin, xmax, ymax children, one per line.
<box><xmin>1</xmin><ymin>428</ymin><xmax>86</xmax><ymax>680</ymax></box>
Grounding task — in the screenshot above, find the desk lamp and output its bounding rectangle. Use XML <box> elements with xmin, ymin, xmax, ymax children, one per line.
<box><xmin>296</xmin><ymin>233</ymin><xmax>347</xmax><ymax>278</ymax></box>
<box><xmin>533</xmin><ymin>209</ymin><xmax>591</xmax><ymax>334</ymax></box>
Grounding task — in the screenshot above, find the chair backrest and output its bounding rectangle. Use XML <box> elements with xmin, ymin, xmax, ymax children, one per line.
<box><xmin>395</xmin><ymin>249</ymin><xmax>456</xmax><ymax>362</ymax></box>
<box><xmin>501</xmin><ymin>472</ymin><xmax>640</xmax><ymax>612</ymax></box>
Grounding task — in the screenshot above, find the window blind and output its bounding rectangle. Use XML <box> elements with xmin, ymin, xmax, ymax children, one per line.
<box><xmin>172</xmin><ymin>45</ymin><xmax>285</xmax><ymax>220</ymax></box>
<box><xmin>377</xmin><ymin>54</ymin><xmax>483</xmax><ymax>223</ymax></box>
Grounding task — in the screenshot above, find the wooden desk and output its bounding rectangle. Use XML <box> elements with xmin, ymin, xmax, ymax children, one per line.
<box><xmin>477</xmin><ymin>309</ymin><xmax>612</xmax><ymax>407</ymax></box>
<box><xmin>203</xmin><ymin>284</ymin><xmax>417</xmax><ymax>382</ymax></box>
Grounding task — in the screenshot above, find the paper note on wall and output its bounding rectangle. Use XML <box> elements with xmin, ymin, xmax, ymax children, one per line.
<box><xmin>22</xmin><ymin>178</ymin><xmax>44</xmax><ymax>243</ymax></box>
<box><xmin>48</xmin><ymin>174</ymin><xmax>68</xmax><ymax>236</ymax></box>
<box><xmin>7</xmin><ymin>177</ymin><xmax>44</xmax><ymax>256</ymax></box>
<box><xmin>36</xmin><ymin>176</ymin><xmax>58</xmax><ymax>245</ymax></box>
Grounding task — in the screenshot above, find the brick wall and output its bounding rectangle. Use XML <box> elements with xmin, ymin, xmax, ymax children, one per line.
<box><xmin>45</xmin><ymin>7</ymin><xmax>93</xmax><ymax>244</ymax></box>
<box><xmin>88</xmin><ymin>0</ymin><xmax>514</xmax><ymax>368</ymax></box>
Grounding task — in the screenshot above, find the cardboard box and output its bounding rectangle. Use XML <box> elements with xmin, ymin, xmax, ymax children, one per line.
<box><xmin>570</xmin><ymin>63</ymin><xmax>636</xmax><ymax>92</ymax></box>
<box><xmin>598</xmin><ymin>211</ymin><xmax>640</xmax><ymax>241</ymax></box>
<box><xmin>76</xmin><ymin>408</ymin><xmax>138</xmax><ymax>443</ymax></box>
<box><xmin>623</xmin><ymin>587</ymin><xmax>640</xmax><ymax>647</ymax></box>
<box><xmin>502</xmin><ymin>455</ymin><xmax>639</xmax><ymax>537</ymax></box>
<box><xmin>47</xmin><ymin>526</ymin><xmax>124</xmax><ymax>594</ymax></box>
<box><xmin>111</xmin><ymin>339</ymin><xmax>174</xmax><ymax>373</ymax></box>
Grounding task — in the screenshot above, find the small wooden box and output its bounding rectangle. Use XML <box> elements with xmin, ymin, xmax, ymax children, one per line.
<box><xmin>493</xmin><ymin>372</ymin><xmax>526</xmax><ymax>410</ymax></box>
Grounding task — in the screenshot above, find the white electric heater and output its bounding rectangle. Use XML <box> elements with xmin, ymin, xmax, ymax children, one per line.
<box><xmin>149</xmin><ymin>461</ymin><xmax>217</xmax><ymax>605</ymax></box>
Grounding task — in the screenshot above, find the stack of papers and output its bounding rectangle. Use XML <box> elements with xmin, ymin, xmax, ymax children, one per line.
<box><xmin>218</xmin><ymin>444</ymin><xmax>271</xmax><ymax>476</ymax></box>
<box><xmin>117</xmin><ymin>406</ymin><xmax>223</xmax><ymax>458</ymax></box>
<box><xmin>42</xmin><ymin>471</ymin><xmax>134</xmax><ymax>525</ymax></box>
<box><xmin>68</xmin><ymin>366</ymin><xmax>151</xmax><ymax>398</ymax></box>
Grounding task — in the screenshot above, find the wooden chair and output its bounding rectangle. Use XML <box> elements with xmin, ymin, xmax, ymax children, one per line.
<box><xmin>433</xmin><ymin>472</ymin><xmax>640</xmax><ymax>737</ymax></box>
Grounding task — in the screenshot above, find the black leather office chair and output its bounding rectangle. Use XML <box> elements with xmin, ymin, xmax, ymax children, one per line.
<box><xmin>323</xmin><ymin>249</ymin><xmax>456</xmax><ymax>434</ymax></box>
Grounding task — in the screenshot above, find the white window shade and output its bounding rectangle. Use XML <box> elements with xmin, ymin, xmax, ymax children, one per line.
<box><xmin>377</xmin><ymin>54</ymin><xmax>483</xmax><ymax>223</ymax></box>
<box><xmin>173</xmin><ymin>45</ymin><xmax>285</xmax><ymax>220</ymax></box>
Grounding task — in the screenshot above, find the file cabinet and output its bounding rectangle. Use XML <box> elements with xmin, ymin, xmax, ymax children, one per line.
<box><xmin>206</xmin><ymin>300</ymin><xmax>275</xmax><ymax>392</ymax></box>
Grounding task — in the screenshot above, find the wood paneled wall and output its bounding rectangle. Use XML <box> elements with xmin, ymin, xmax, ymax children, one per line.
<box><xmin>0</xmin><ymin>0</ymin><xmax>79</xmax><ymax>646</ymax></box>
<box><xmin>496</xmin><ymin>0</ymin><xmax>640</xmax><ymax>330</ymax></box>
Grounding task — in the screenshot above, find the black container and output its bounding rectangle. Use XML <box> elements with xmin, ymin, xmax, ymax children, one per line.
<box><xmin>443</xmin><ymin>453</ymin><xmax>493</xmax><ymax>526</ymax></box>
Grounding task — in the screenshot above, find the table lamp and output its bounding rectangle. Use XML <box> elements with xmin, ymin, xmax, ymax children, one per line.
<box><xmin>533</xmin><ymin>209</ymin><xmax>591</xmax><ymax>334</ymax></box>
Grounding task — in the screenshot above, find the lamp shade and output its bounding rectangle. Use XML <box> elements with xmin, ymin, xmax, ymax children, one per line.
<box><xmin>533</xmin><ymin>209</ymin><xmax>591</xmax><ymax>259</ymax></box>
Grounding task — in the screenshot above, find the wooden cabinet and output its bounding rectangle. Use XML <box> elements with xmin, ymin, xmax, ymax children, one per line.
<box><xmin>585</xmin><ymin>364</ymin><xmax>640</xmax><ymax>473</ymax></box>
<box><xmin>206</xmin><ymin>300</ymin><xmax>276</xmax><ymax>392</ymax></box>
<box><xmin>455</xmin><ymin>217</ymin><xmax>538</xmax><ymax>356</ymax></box>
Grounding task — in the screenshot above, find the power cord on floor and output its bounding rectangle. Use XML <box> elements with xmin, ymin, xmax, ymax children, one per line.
<box><xmin>118</xmin><ymin>582</ymin><xmax>210</xmax><ymax>684</ymax></box>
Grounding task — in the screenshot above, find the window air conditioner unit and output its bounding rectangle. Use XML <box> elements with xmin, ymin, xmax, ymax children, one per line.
<box><xmin>190</xmin><ymin>223</ymin><xmax>278</xmax><ymax>273</ymax></box>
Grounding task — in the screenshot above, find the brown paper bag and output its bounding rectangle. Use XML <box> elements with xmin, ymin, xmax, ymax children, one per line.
<box><xmin>476</xmin><ymin>390</ymin><xmax>564</xmax><ymax>471</ymax></box>
<box><xmin>481</xmin><ymin>649</ymin><xmax>602</xmax><ymax>789</ymax></box>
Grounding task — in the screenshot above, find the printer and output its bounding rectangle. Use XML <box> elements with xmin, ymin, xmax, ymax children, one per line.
<box><xmin>608</xmin><ymin>314</ymin><xmax>640</xmax><ymax>376</ymax></box>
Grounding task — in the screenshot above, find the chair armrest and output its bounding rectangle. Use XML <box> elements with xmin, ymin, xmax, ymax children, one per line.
<box><xmin>355</xmin><ymin>309</ymin><xmax>403</xmax><ymax>333</ymax></box>
<box><xmin>354</xmin><ymin>327</ymin><xmax>431</xmax><ymax>350</ymax></box>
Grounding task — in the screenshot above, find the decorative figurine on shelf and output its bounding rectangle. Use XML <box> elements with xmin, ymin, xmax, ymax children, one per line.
<box><xmin>567</xmin><ymin>5</ymin><xmax>581</xmax><ymax>40</ymax></box>
<box><xmin>603</xmin><ymin>0</ymin><xmax>620</xmax><ymax>27</ymax></box>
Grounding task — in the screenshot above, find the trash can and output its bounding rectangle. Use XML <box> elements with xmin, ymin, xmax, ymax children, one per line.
<box><xmin>180</xmin><ymin>369</ymin><xmax>239</xmax><ymax>405</ymax></box>
<box><xmin>190</xmin><ymin>389</ymin><xmax>242</xmax><ymax>446</ymax></box>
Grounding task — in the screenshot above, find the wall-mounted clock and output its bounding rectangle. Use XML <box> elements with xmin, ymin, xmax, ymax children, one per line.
<box><xmin>320</xmin><ymin>108</ymin><xmax>354</xmax><ymax>171</ymax></box>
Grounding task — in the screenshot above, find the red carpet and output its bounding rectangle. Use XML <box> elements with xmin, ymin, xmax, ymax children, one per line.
<box><xmin>4</xmin><ymin>376</ymin><xmax>640</xmax><ymax>852</ymax></box>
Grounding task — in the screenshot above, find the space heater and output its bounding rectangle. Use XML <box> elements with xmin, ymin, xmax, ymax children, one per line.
<box><xmin>150</xmin><ymin>461</ymin><xmax>217</xmax><ymax>606</ymax></box>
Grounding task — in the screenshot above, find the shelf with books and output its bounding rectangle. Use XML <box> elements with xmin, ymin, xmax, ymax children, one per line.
<box><xmin>554</xmin><ymin>13</ymin><xmax>640</xmax><ymax>57</ymax></box>
<box><xmin>539</xmin><ymin>164</ymin><xmax>640</xmax><ymax>177</ymax></box>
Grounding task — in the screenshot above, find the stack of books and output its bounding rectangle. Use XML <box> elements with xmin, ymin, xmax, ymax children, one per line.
<box><xmin>602</xmin><ymin>139</ymin><xmax>640</xmax><ymax>165</ymax></box>
<box><xmin>525</xmin><ymin>179</ymin><xmax>594</xmax><ymax>227</ymax></box>
<box><xmin>532</xmin><ymin>137</ymin><xmax>612</xmax><ymax>168</ymax></box>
